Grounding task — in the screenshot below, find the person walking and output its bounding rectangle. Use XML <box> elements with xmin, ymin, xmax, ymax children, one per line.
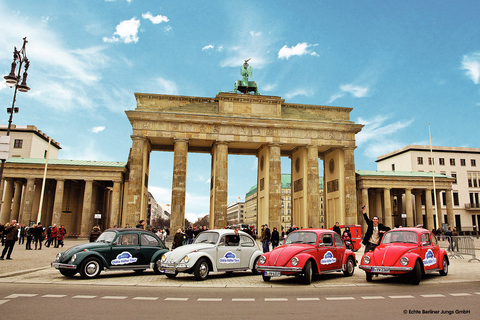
<box><xmin>1</xmin><ymin>220</ymin><xmax>19</xmax><ymax>260</ymax></box>
<box><xmin>33</xmin><ymin>222</ymin><xmax>44</xmax><ymax>250</ymax></box>
<box><xmin>57</xmin><ymin>225</ymin><xmax>66</xmax><ymax>247</ymax></box>
<box><xmin>25</xmin><ymin>225</ymin><xmax>33</xmax><ymax>250</ymax></box>
<box><xmin>173</xmin><ymin>229</ymin><xmax>184</xmax><ymax>249</ymax></box>
<box><xmin>89</xmin><ymin>226</ymin><xmax>102</xmax><ymax>242</ymax></box>
<box><xmin>51</xmin><ymin>224</ymin><xmax>58</xmax><ymax>248</ymax></box>
<box><xmin>271</xmin><ymin>227</ymin><xmax>280</xmax><ymax>249</ymax></box>
<box><xmin>18</xmin><ymin>224</ymin><xmax>26</xmax><ymax>245</ymax></box>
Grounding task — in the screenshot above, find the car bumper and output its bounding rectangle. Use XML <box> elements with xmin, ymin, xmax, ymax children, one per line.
<box><xmin>158</xmin><ymin>262</ymin><xmax>190</xmax><ymax>274</ymax></box>
<box><xmin>257</xmin><ymin>266</ymin><xmax>303</xmax><ymax>273</ymax></box>
<box><xmin>51</xmin><ymin>262</ymin><xmax>77</xmax><ymax>270</ymax></box>
<box><xmin>359</xmin><ymin>265</ymin><xmax>413</xmax><ymax>273</ymax></box>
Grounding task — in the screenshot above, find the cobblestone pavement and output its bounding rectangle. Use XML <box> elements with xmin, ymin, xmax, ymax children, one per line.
<box><xmin>1</xmin><ymin>237</ymin><xmax>479</xmax><ymax>287</ymax></box>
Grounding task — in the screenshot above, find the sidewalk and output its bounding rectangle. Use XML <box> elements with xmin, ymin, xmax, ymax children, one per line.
<box><xmin>0</xmin><ymin>237</ymin><xmax>479</xmax><ymax>287</ymax></box>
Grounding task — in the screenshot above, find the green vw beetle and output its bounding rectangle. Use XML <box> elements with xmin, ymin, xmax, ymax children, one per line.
<box><xmin>52</xmin><ymin>228</ymin><xmax>168</xmax><ymax>279</ymax></box>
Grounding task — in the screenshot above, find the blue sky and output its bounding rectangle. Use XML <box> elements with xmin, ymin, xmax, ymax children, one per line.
<box><xmin>1</xmin><ymin>0</ymin><xmax>479</xmax><ymax>222</ymax></box>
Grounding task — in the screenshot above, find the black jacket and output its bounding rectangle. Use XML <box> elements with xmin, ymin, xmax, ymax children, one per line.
<box><xmin>362</xmin><ymin>212</ymin><xmax>390</xmax><ymax>245</ymax></box>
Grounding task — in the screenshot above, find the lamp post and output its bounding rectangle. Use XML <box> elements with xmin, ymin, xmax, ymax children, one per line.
<box><xmin>0</xmin><ymin>37</ymin><xmax>31</xmax><ymax>215</ymax></box>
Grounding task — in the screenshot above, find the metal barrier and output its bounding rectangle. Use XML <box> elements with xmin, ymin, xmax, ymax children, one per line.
<box><xmin>439</xmin><ymin>236</ymin><xmax>480</xmax><ymax>262</ymax></box>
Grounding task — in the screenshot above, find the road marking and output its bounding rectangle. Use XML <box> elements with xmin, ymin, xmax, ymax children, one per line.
<box><xmin>475</xmin><ymin>292</ymin><xmax>480</xmax><ymax>295</ymax></box>
<box><xmin>421</xmin><ymin>294</ymin><xmax>445</xmax><ymax>298</ymax></box>
<box><xmin>232</xmin><ymin>298</ymin><xmax>255</xmax><ymax>302</ymax></box>
<box><xmin>325</xmin><ymin>297</ymin><xmax>355</xmax><ymax>301</ymax></box>
<box><xmin>297</xmin><ymin>298</ymin><xmax>320</xmax><ymax>301</ymax></box>
<box><xmin>198</xmin><ymin>298</ymin><xmax>222</xmax><ymax>302</ymax></box>
<box><xmin>361</xmin><ymin>296</ymin><xmax>385</xmax><ymax>300</ymax></box>
<box><xmin>265</xmin><ymin>298</ymin><xmax>288</xmax><ymax>301</ymax></box>
<box><xmin>450</xmin><ymin>293</ymin><xmax>471</xmax><ymax>297</ymax></box>
<box><xmin>72</xmin><ymin>295</ymin><xmax>96</xmax><ymax>299</ymax></box>
<box><xmin>101</xmin><ymin>296</ymin><xmax>128</xmax><ymax>300</ymax></box>
<box><xmin>4</xmin><ymin>294</ymin><xmax>38</xmax><ymax>299</ymax></box>
<box><xmin>0</xmin><ymin>300</ymin><xmax>10</xmax><ymax>305</ymax></box>
<box><xmin>389</xmin><ymin>295</ymin><xmax>414</xmax><ymax>299</ymax></box>
<box><xmin>165</xmin><ymin>298</ymin><xmax>188</xmax><ymax>301</ymax></box>
<box><xmin>42</xmin><ymin>294</ymin><xmax>66</xmax><ymax>298</ymax></box>
<box><xmin>133</xmin><ymin>297</ymin><xmax>158</xmax><ymax>301</ymax></box>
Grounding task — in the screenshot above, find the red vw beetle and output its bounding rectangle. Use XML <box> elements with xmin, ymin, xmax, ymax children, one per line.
<box><xmin>359</xmin><ymin>227</ymin><xmax>449</xmax><ymax>285</ymax></box>
<box><xmin>257</xmin><ymin>229</ymin><xmax>356</xmax><ymax>284</ymax></box>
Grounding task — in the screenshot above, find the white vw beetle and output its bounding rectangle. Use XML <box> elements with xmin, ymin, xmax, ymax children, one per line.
<box><xmin>156</xmin><ymin>229</ymin><xmax>262</xmax><ymax>280</ymax></box>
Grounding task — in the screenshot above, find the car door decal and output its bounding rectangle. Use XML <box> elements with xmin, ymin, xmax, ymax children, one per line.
<box><xmin>219</xmin><ymin>251</ymin><xmax>241</xmax><ymax>264</ymax></box>
<box><xmin>423</xmin><ymin>249</ymin><xmax>437</xmax><ymax>266</ymax></box>
<box><xmin>111</xmin><ymin>251</ymin><xmax>138</xmax><ymax>265</ymax></box>
<box><xmin>320</xmin><ymin>251</ymin><xmax>336</xmax><ymax>265</ymax></box>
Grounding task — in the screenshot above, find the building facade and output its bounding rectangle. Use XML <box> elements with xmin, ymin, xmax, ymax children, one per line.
<box><xmin>226</xmin><ymin>201</ymin><xmax>245</xmax><ymax>226</ymax></box>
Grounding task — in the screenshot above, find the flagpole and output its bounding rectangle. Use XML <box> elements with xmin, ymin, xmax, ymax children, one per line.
<box><xmin>37</xmin><ymin>137</ymin><xmax>51</xmax><ymax>224</ymax></box>
<box><xmin>429</xmin><ymin>124</ymin><xmax>439</xmax><ymax>230</ymax></box>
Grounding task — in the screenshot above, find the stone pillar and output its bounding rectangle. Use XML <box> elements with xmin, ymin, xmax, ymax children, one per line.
<box><xmin>445</xmin><ymin>189</ymin><xmax>454</xmax><ymax>228</ymax></box>
<box><xmin>21</xmin><ymin>178</ymin><xmax>36</xmax><ymax>225</ymax></box>
<box><xmin>171</xmin><ymin>138</ymin><xmax>188</xmax><ymax>233</ymax></box>
<box><xmin>52</xmin><ymin>179</ymin><xmax>65</xmax><ymax>225</ymax></box>
<box><xmin>344</xmin><ymin>147</ymin><xmax>357</xmax><ymax>225</ymax></box>
<box><xmin>383</xmin><ymin>188</ymin><xmax>392</xmax><ymax>229</ymax></box>
<box><xmin>425</xmin><ymin>189</ymin><xmax>434</xmax><ymax>231</ymax></box>
<box><xmin>31</xmin><ymin>180</ymin><xmax>42</xmax><ymax>224</ymax></box>
<box><xmin>210</xmin><ymin>141</ymin><xmax>228</xmax><ymax>229</ymax></box>
<box><xmin>0</xmin><ymin>179</ymin><xmax>13</xmax><ymax>223</ymax></box>
<box><xmin>110</xmin><ymin>180</ymin><xmax>122</xmax><ymax>228</ymax></box>
<box><xmin>396</xmin><ymin>190</ymin><xmax>403</xmax><ymax>227</ymax></box>
<box><xmin>414</xmin><ymin>190</ymin><xmax>423</xmax><ymax>226</ymax></box>
<box><xmin>361</xmin><ymin>188</ymin><xmax>369</xmax><ymax>232</ymax></box>
<box><xmin>405</xmin><ymin>188</ymin><xmax>414</xmax><ymax>227</ymax></box>
<box><xmin>435</xmin><ymin>189</ymin><xmax>443</xmax><ymax>226</ymax></box>
<box><xmin>375</xmin><ymin>189</ymin><xmax>383</xmax><ymax>222</ymax></box>
<box><xmin>80</xmin><ymin>180</ymin><xmax>93</xmax><ymax>237</ymax></box>
<box><xmin>10</xmin><ymin>180</ymin><xmax>23</xmax><ymax>222</ymax></box>
<box><xmin>269</xmin><ymin>143</ymin><xmax>282</xmax><ymax>230</ymax></box>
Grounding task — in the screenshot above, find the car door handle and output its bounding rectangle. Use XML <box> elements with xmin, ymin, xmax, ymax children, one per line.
<box><xmin>236</xmin><ymin>248</ymin><xmax>241</xmax><ymax>251</ymax></box>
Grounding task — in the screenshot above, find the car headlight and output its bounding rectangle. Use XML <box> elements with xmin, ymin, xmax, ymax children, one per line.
<box><xmin>69</xmin><ymin>254</ymin><xmax>77</xmax><ymax>264</ymax></box>
<box><xmin>400</xmin><ymin>257</ymin><xmax>409</xmax><ymax>266</ymax></box>
<box><xmin>55</xmin><ymin>252</ymin><xmax>62</xmax><ymax>262</ymax></box>
<box><xmin>183</xmin><ymin>255</ymin><xmax>190</xmax><ymax>263</ymax></box>
<box><xmin>362</xmin><ymin>256</ymin><xmax>370</xmax><ymax>264</ymax></box>
<box><xmin>291</xmin><ymin>257</ymin><xmax>299</xmax><ymax>266</ymax></box>
<box><xmin>259</xmin><ymin>255</ymin><xmax>266</xmax><ymax>264</ymax></box>
<box><xmin>161</xmin><ymin>254</ymin><xmax>166</xmax><ymax>262</ymax></box>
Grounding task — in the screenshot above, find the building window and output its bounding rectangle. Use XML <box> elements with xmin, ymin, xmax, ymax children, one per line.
<box><xmin>460</xmin><ymin>159</ymin><xmax>466</xmax><ymax>166</ymax></box>
<box><xmin>450</xmin><ymin>158</ymin><xmax>455</xmax><ymax>166</ymax></box>
<box><xmin>451</xmin><ymin>173</ymin><xmax>457</xmax><ymax>184</ymax></box>
<box><xmin>417</xmin><ymin>157</ymin><xmax>423</xmax><ymax>165</ymax></box>
<box><xmin>472</xmin><ymin>159</ymin><xmax>477</xmax><ymax>167</ymax></box>
<box><xmin>391</xmin><ymin>164</ymin><xmax>395</xmax><ymax>171</ymax></box>
<box><xmin>453</xmin><ymin>192</ymin><xmax>459</xmax><ymax>206</ymax></box>
<box><xmin>428</xmin><ymin>157</ymin><xmax>434</xmax><ymax>165</ymax></box>
<box><xmin>439</xmin><ymin>158</ymin><xmax>445</xmax><ymax>166</ymax></box>
<box><xmin>13</xmin><ymin>139</ymin><xmax>23</xmax><ymax>148</ymax></box>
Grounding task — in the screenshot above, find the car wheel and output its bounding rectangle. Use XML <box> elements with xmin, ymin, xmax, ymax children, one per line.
<box><xmin>165</xmin><ymin>273</ymin><xmax>177</xmax><ymax>279</ymax></box>
<box><xmin>252</xmin><ymin>256</ymin><xmax>261</xmax><ymax>275</ymax></box>
<box><xmin>59</xmin><ymin>269</ymin><xmax>77</xmax><ymax>277</ymax></box>
<box><xmin>79</xmin><ymin>257</ymin><xmax>102</xmax><ymax>279</ymax></box>
<box><xmin>439</xmin><ymin>256</ymin><xmax>448</xmax><ymax>276</ymax></box>
<box><xmin>366</xmin><ymin>272</ymin><xmax>373</xmax><ymax>282</ymax></box>
<box><xmin>301</xmin><ymin>260</ymin><xmax>313</xmax><ymax>284</ymax></box>
<box><xmin>343</xmin><ymin>257</ymin><xmax>355</xmax><ymax>276</ymax></box>
<box><xmin>153</xmin><ymin>257</ymin><xmax>162</xmax><ymax>275</ymax></box>
<box><xmin>262</xmin><ymin>274</ymin><xmax>271</xmax><ymax>282</ymax></box>
<box><xmin>193</xmin><ymin>258</ymin><xmax>210</xmax><ymax>281</ymax></box>
<box><xmin>410</xmin><ymin>260</ymin><xmax>422</xmax><ymax>285</ymax></box>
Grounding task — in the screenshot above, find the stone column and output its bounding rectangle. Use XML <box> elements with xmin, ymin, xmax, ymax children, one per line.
<box><xmin>445</xmin><ymin>189</ymin><xmax>454</xmax><ymax>228</ymax></box>
<box><xmin>383</xmin><ymin>188</ymin><xmax>392</xmax><ymax>229</ymax></box>
<box><xmin>21</xmin><ymin>178</ymin><xmax>36</xmax><ymax>225</ymax></box>
<box><xmin>0</xmin><ymin>179</ymin><xmax>13</xmax><ymax>223</ymax></box>
<box><xmin>405</xmin><ymin>188</ymin><xmax>414</xmax><ymax>227</ymax></box>
<box><xmin>31</xmin><ymin>180</ymin><xmax>42</xmax><ymax>224</ymax></box>
<box><xmin>414</xmin><ymin>190</ymin><xmax>423</xmax><ymax>226</ymax></box>
<box><xmin>10</xmin><ymin>180</ymin><xmax>23</xmax><ymax>222</ymax></box>
<box><xmin>425</xmin><ymin>189</ymin><xmax>434</xmax><ymax>231</ymax></box>
<box><xmin>435</xmin><ymin>189</ymin><xmax>443</xmax><ymax>226</ymax></box>
<box><xmin>126</xmin><ymin>136</ymin><xmax>149</xmax><ymax>227</ymax></box>
<box><xmin>375</xmin><ymin>189</ymin><xmax>383</xmax><ymax>222</ymax></box>
<box><xmin>269</xmin><ymin>143</ymin><xmax>282</xmax><ymax>230</ymax></box>
<box><xmin>80</xmin><ymin>180</ymin><xmax>93</xmax><ymax>237</ymax></box>
<box><xmin>361</xmin><ymin>188</ymin><xmax>369</xmax><ymax>232</ymax></box>
<box><xmin>344</xmin><ymin>147</ymin><xmax>357</xmax><ymax>225</ymax></box>
<box><xmin>110</xmin><ymin>180</ymin><xmax>122</xmax><ymax>228</ymax></box>
<box><xmin>171</xmin><ymin>138</ymin><xmax>188</xmax><ymax>233</ymax></box>
<box><xmin>210</xmin><ymin>141</ymin><xmax>228</xmax><ymax>229</ymax></box>
<box><xmin>52</xmin><ymin>179</ymin><xmax>65</xmax><ymax>225</ymax></box>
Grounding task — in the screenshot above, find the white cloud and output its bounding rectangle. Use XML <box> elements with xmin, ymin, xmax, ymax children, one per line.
<box><xmin>262</xmin><ymin>83</ymin><xmax>277</xmax><ymax>92</ymax></box>
<box><xmin>285</xmin><ymin>88</ymin><xmax>314</xmax><ymax>100</ymax></box>
<box><xmin>103</xmin><ymin>17</ymin><xmax>140</xmax><ymax>44</ymax></box>
<box><xmin>356</xmin><ymin>115</ymin><xmax>414</xmax><ymax>146</ymax></box>
<box><xmin>328</xmin><ymin>83</ymin><xmax>369</xmax><ymax>103</ymax></box>
<box><xmin>462</xmin><ymin>52</ymin><xmax>480</xmax><ymax>85</ymax></box>
<box><xmin>278</xmin><ymin>42</ymin><xmax>318</xmax><ymax>60</ymax></box>
<box><xmin>250</xmin><ymin>31</ymin><xmax>262</xmax><ymax>37</ymax></box>
<box><xmin>142</xmin><ymin>12</ymin><xmax>169</xmax><ymax>24</ymax></box>
<box><xmin>202</xmin><ymin>44</ymin><xmax>214</xmax><ymax>51</ymax></box>
<box><xmin>91</xmin><ymin>126</ymin><xmax>105</xmax><ymax>133</ymax></box>
<box><xmin>155</xmin><ymin>77</ymin><xmax>179</xmax><ymax>95</ymax></box>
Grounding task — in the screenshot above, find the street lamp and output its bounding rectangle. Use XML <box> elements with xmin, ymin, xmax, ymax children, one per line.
<box><xmin>0</xmin><ymin>37</ymin><xmax>31</xmax><ymax>206</ymax></box>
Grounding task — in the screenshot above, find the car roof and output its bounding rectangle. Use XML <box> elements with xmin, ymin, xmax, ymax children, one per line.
<box><xmin>104</xmin><ymin>228</ymin><xmax>151</xmax><ymax>233</ymax></box>
<box><xmin>387</xmin><ymin>227</ymin><xmax>430</xmax><ymax>234</ymax></box>
<box><xmin>201</xmin><ymin>229</ymin><xmax>251</xmax><ymax>236</ymax></box>
<box><xmin>292</xmin><ymin>228</ymin><xmax>336</xmax><ymax>235</ymax></box>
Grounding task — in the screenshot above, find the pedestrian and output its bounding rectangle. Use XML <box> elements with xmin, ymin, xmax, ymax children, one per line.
<box><xmin>1</xmin><ymin>220</ymin><xmax>19</xmax><ymax>260</ymax></box>
<box><xmin>51</xmin><ymin>224</ymin><xmax>58</xmax><ymax>248</ymax></box>
<box><xmin>271</xmin><ymin>227</ymin><xmax>280</xmax><ymax>249</ymax></box>
<box><xmin>260</xmin><ymin>224</ymin><xmax>271</xmax><ymax>253</ymax></box>
<box><xmin>446</xmin><ymin>227</ymin><xmax>453</xmax><ymax>251</ymax></box>
<box><xmin>89</xmin><ymin>226</ymin><xmax>102</xmax><ymax>242</ymax></box>
<box><xmin>172</xmin><ymin>228</ymin><xmax>183</xmax><ymax>249</ymax></box>
<box><xmin>57</xmin><ymin>225</ymin><xmax>66</xmax><ymax>247</ymax></box>
<box><xmin>33</xmin><ymin>222</ymin><xmax>44</xmax><ymax>250</ymax></box>
<box><xmin>18</xmin><ymin>224</ymin><xmax>26</xmax><ymax>245</ymax></box>
<box><xmin>0</xmin><ymin>222</ymin><xmax>5</xmax><ymax>246</ymax></box>
<box><xmin>45</xmin><ymin>226</ymin><xmax>52</xmax><ymax>247</ymax></box>
<box><xmin>25</xmin><ymin>225</ymin><xmax>33</xmax><ymax>250</ymax></box>
<box><xmin>361</xmin><ymin>204</ymin><xmax>390</xmax><ymax>253</ymax></box>
<box><xmin>333</xmin><ymin>222</ymin><xmax>341</xmax><ymax>235</ymax></box>
<box><xmin>186</xmin><ymin>227</ymin><xmax>194</xmax><ymax>244</ymax></box>
<box><xmin>451</xmin><ymin>227</ymin><xmax>459</xmax><ymax>252</ymax></box>
<box><xmin>136</xmin><ymin>220</ymin><xmax>145</xmax><ymax>229</ymax></box>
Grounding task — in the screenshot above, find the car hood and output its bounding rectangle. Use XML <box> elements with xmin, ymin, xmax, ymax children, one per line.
<box><xmin>370</xmin><ymin>243</ymin><xmax>416</xmax><ymax>266</ymax></box>
<box><xmin>266</xmin><ymin>244</ymin><xmax>315</xmax><ymax>266</ymax></box>
<box><xmin>165</xmin><ymin>243</ymin><xmax>216</xmax><ymax>262</ymax></box>
<box><xmin>59</xmin><ymin>242</ymin><xmax>110</xmax><ymax>261</ymax></box>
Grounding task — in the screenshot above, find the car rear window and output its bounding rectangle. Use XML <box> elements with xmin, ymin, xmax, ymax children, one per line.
<box><xmin>141</xmin><ymin>233</ymin><xmax>160</xmax><ymax>246</ymax></box>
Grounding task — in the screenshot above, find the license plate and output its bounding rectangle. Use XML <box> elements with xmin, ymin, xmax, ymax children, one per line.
<box><xmin>264</xmin><ymin>271</ymin><xmax>281</xmax><ymax>277</ymax></box>
<box><xmin>371</xmin><ymin>267</ymin><xmax>390</xmax><ymax>273</ymax></box>
<box><xmin>163</xmin><ymin>269</ymin><xmax>176</xmax><ymax>274</ymax></box>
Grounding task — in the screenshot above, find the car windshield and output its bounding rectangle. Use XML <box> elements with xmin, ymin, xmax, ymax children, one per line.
<box><xmin>194</xmin><ymin>232</ymin><xmax>219</xmax><ymax>244</ymax></box>
<box><xmin>96</xmin><ymin>231</ymin><xmax>116</xmax><ymax>243</ymax></box>
<box><xmin>285</xmin><ymin>231</ymin><xmax>317</xmax><ymax>245</ymax></box>
<box><xmin>382</xmin><ymin>231</ymin><xmax>418</xmax><ymax>244</ymax></box>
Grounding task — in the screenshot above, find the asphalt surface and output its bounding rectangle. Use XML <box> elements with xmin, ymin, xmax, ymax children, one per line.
<box><xmin>1</xmin><ymin>237</ymin><xmax>479</xmax><ymax>287</ymax></box>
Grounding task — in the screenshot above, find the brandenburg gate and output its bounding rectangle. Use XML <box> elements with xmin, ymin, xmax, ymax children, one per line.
<box><xmin>125</xmin><ymin>89</ymin><xmax>363</xmax><ymax>232</ymax></box>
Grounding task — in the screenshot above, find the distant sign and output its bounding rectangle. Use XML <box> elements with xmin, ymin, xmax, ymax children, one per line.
<box><xmin>94</xmin><ymin>213</ymin><xmax>102</xmax><ymax>219</ymax></box>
